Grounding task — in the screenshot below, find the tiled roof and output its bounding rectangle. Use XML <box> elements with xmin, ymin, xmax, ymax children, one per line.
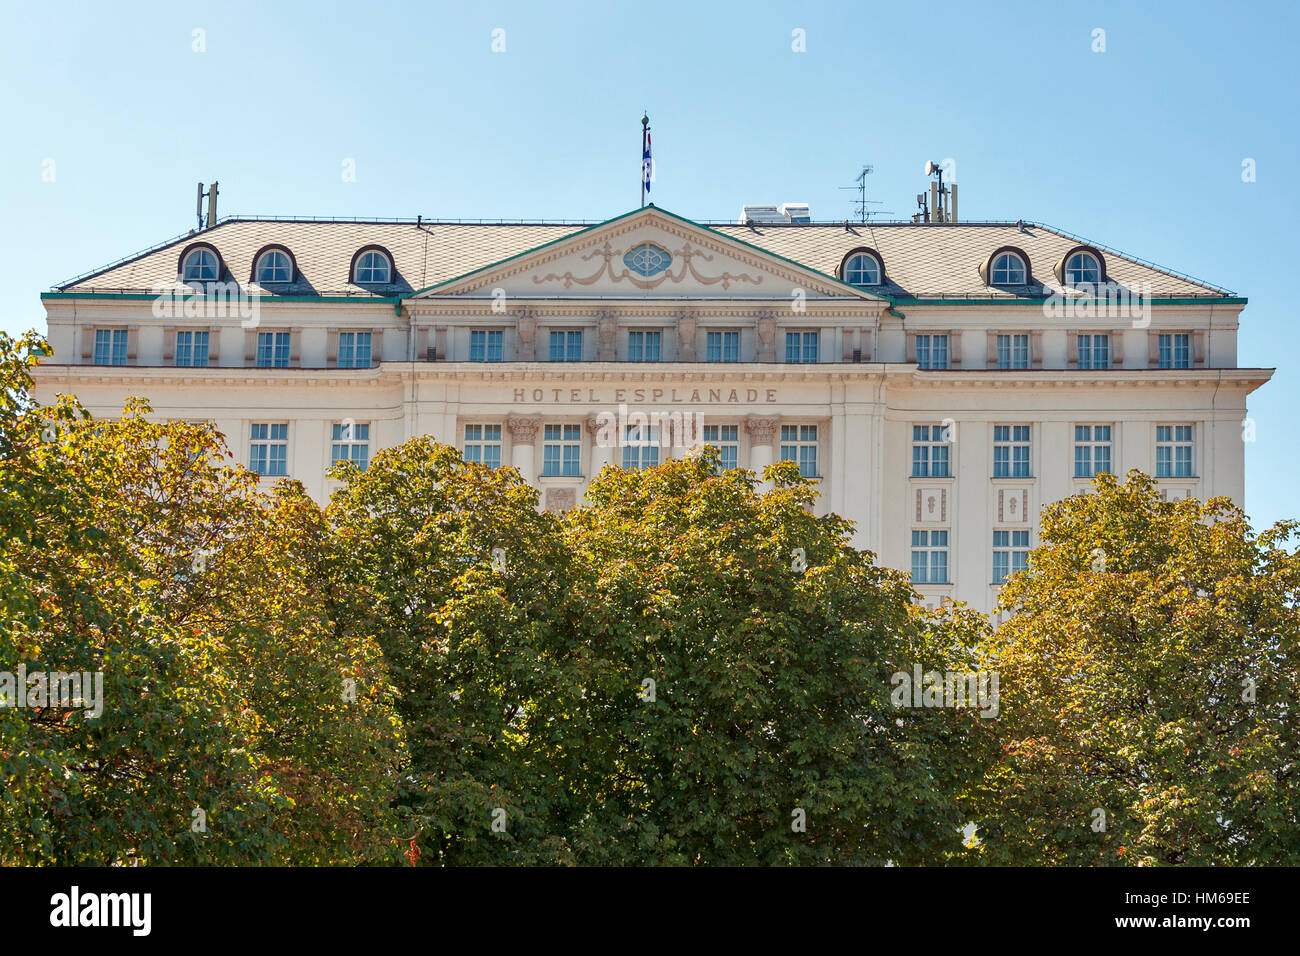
<box><xmin>54</xmin><ymin>212</ymin><xmax>1233</xmax><ymax>299</ymax></box>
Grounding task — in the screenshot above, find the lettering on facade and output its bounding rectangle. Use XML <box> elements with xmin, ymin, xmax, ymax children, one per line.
<box><xmin>510</xmin><ymin>387</ymin><xmax>779</xmax><ymax>404</ymax></box>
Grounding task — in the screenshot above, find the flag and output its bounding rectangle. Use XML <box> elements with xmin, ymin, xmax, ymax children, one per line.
<box><xmin>642</xmin><ymin>128</ymin><xmax>652</xmax><ymax>194</ymax></box>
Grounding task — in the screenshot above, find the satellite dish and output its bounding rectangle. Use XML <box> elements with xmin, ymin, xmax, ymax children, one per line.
<box><xmin>924</xmin><ymin>160</ymin><xmax>937</xmax><ymax>176</ymax></box>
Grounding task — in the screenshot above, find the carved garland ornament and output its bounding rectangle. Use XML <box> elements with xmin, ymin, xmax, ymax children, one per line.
<box><xmin>533</xmin><ymin>241</ymin><xmax>764</xmax><ymax>291</ymax></box>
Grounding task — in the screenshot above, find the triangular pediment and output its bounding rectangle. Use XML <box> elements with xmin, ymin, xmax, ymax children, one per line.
<box><xmin>409</xmin><ymin>206</ymin><xmax>887</xmax><ymax>302</ymax></box>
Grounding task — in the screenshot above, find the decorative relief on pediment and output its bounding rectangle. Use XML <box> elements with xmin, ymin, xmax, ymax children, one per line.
<box><xmin>532</xmin><ymin>241</ymin><xmax>764</xmax><ymax>291</ymax></box>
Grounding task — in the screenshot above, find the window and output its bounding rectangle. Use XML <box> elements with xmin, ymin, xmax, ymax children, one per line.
<box><xmin>470</xmin><ymin>330</ymin><xmax>504</xmax><ymax>363</ymax></box>
<box><xmin>182</xmin><ymin>248</ymin><xmax>219</xmax><ymax>283</ymax></box>
<box><xmin>993</xmin><ymin>530</ymin><xmax>1030</xmax><ymax>584</ymax></box>
<box><xmin>549</xmin><ymin>330</ymin><xmax>582</xmax><ymax>361</ymax></box>
<box><xmin>621</xmin><ymin>424</ymin><xmax>660</xmax><ymax>470</ymax></box>
<box><xmin>706</xmin><ymin>331</ymin><xmax>740</xmax><ymax>362</ymax></box>
<box><xmin>256</xmin><ymin>331</ymin><xmax>290</xmax><ymax>368</ymax></box>
<box><xmin>911</xmin><ymin>424</ymin><xmax>951</xmax><ymax>477</ymax></box>
<box><xmin>623</xmin><ymin>243</ymin><xmax>672</xmax><ymax>277</ymax></box>
<box><xmin>1158</xmin><ymin>333</ymin><xmax>1191</xmax><ymax>369</ymax></box>
<box><xmin>784</xmin><ymin>331</ymin><xmax>819</xmax><ymax>364</ymax></box>
<box><xmin>1156</xmin><ymin>425</ymin><xmax>1194</xmax><ymax>478</ymax></box>
<box><xmin>175</xmin><ymin>330</ymin><xmax>209</xmax><ymax>368</ymax></box>
<box><xmin>1065</xmin><ymin>251</ymin><xmax>1101</xmax><ymax>285</ymax></box>
<box><xmin>916</xmin><ymin>334</ymin><xmax>950</xmax><ymax>370</ymax></box>
<box><xmin>463</xmin><ymin>424</ymin><xmax>503</xmax><ymax>468</ymax></box>
<box><xmin>330</xmin><ymin>422</ymin><xmax>369</xmax><ymax>471</ymax></box>
<box><xmin>844</xmin><ymin>252</ymin><xmax>882</xmax><ymax>286</ymax></box>
<box><xmin>249</xmin><ymin>423</ymin><xmax>288</xmax><ymax>477</ymax></box>
<box><xmin>338</xmin><ymin>331</ymin><xmax>372</xmax><ymax>369</ymax></box>
<box><xmin>703</xmin><ymin>424</ymin><xmax>739</xmax><ymax>471</ymax></box>
<box><xmin>911</xmin><ymin>530</ymin><xmax>950</xmax><ymax>584</ymax></box>
<box><xmin>93</xmin><ymin>328</ymin><xmax>128</xmax><ymax>366</ymax></box>
<box><xmin>542</xmin><ymin>424</ymin><xmax>582</xmax><ymax>476</ymax></box>
<box><xmin>993</xmin><ymin>425</ymin><xmax>1031</xmax><ymax>478</ymax></box>
<box><xmin>1078</xmin><ymin>334</ymin><xmax>1111</xmax><ymax>370</ymax></box>
<box><xmin>996</xmin><ymin>334</ymin><xmax>1030</xmax><ymax>370</ymax></box>
<box><xmin>990</xmin><ymin>252</ymin><xmax>1027</xmax><ymax>285</ymax></box>
<box><xmin>1074</xmin><ymin>425</ymin><xmax>1113</xmax><ymax>477</ymax></box>
<box><xmin>354</xmin><ymin>250</ymin><xmax>391</xmax><ymax>284</ymax></box>
<box><xmin>628</xmin><ymin>330</ymin><xmax>661</xmax><ymax>362</ymax></box>
<box><xmin>780</xmin><ymin>425</ymin><xmax>818</xmax><ymax>478</ymax></box>
<box><xmin>256</xmin><ymin>250</ymin><xmax>292</xmax><ymax>283</ymax></box>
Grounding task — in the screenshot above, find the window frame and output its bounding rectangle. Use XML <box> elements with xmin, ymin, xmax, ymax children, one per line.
<box><xmin>541</xmin><ymin>423</ymin><xmax>583</xmax><ymax>477</ymax></box>
<box><xmin>779</xmin><ymin>424</ymin><xmax>819</xmax><ymax>478</ymax></box>
<box><xmin>1155</xmin><ymin>424</ymin><xmax>1195</xmax><ymax>478</ymax></box>
<box><xmin>990</xmin><ymin>252</ymin><xmax>1027</xmax><ymax>286</ymax></box>
<box><xmin>911</xmin><ymin>529</ymin><xmax>950</xmax><ymax>584</ymax></box>
<box><xmin>463</xmin><ymin>423</ymin><xmax>504</xmax><ymax>468</ymax></box>
<box><xmin>992</xmin><ymin>424</ymin><xmax>1032</xmax><ymax>478</ymax></box>
<box><xmin>1073</xmin><ymin>424</ymin><xmax>1113</xmax><ymax>478</ymax></box>
<box><xmin>249</xmin><ymin>422</ymin><xmax>289</xmax><ymax>477</ymax></box>
<box><xmin>352</xmin><ymin>248</ymin><xmax>392</xmax><ymax>284</ymax></box>
<box><xmin>255</xmin><ymin>249</ymin><xmax>293</xmax><ymax>284</ymax></box>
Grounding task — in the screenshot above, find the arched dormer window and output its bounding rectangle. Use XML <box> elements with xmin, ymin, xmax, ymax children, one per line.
<box><xmin>990</xmin><ymin>251</ymin><xmax>1027</xmax><ymax>285</ymax></box>
<box><xmin>254</xmin><ymin>247</ymin><xmax>294</xmax><ymax>283</ymax></box>
<box><xmin>352</xmin><ymin>248</ymin><xmax>392</xmax><ymax>284</ymax></box>
<box><xmin>180</xmin><ymin>245</ymin><xmax>221</xmax><ymax>283</ymax></box>
<box><xmin>1061</xmin><ymin>247</ymin><xmax>1105</xmax><ymax>286</ymax></box>
<box><xmin>841</xmin><ymin>249</ymin><xmax>884</xmax><ymax>286</ymax></box>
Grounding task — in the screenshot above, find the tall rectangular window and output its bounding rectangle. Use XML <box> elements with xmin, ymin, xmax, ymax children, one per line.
<box><xmin>702</xmin><ymin>424</ymin><xmax>739</xmax><ymax>471</ymax></box>
<box><xmin>996</xmin><ymin>334</ymin><xmax>1029</xmax><ymax>369</ymax></box>
<box><xmin>780</xmin><ymin>425</ymin><xmax>818</xmax><ymax>478</ymax></box>
<box><xmin>1158</xmin><ymin>333</ymin><xmax>1191</xmax><ymax>369</ymax></box>
<box><xmin>93</xmin><ymin>329</ymin><xmax>128</xmax><ymax>366</ymax></box>
<box><xmin>910</xmin><ymin>530</ymin><xmax>950</xmax><ymax>584</ymax></box>
<box><xmin>784</xmin><ymin>331</ymin><xmax>819</xmax><ymax>363</ymax></box>
<box><xmin>1073</xmin><ymin>425</ymin><xmax>1113</xmax><ymax>477</ymax></box>
<box><xmin>916</xmin><ymin>334</ymin><xmax>950</xmax><ymax>370</ymax></box>
<box><xmin>337</xmin><ymin>331</ymin><xmax>372</xmax><ymax>369</ymax></box>
<box><xmin>330</xmin><ymin>422</ymin><xmax>369</xmax><ymax>471</ymax></box>
<box><xmin>549</xmin><ymin>330</ymin><xmax>583</xmax><ymax>361</ymax></box>
<box><xmin>621</xmin><ymin>425</ymin><xmax>660</xmax><ymax>470</ymax></box>
<box><xmin>706</xmin><ymin>331</ymin><xmax>740</xmax><ymax>362</ymax></box>
<box><xmin>1156</xmin><ymin>424</ymin><xmax>1194</xmax><ymax>477</ymax></box>
<box><xmin>175</xmin><ymin>330</ymin><xmax>209</xmax><ymax>368</ymax></box>
<box><xmin>256</xmin><ymin>331</ymin><xmax>290</xmax><ymax>368</ymax></box>
<box><xmin>1077</xmin><ymin>334</ymin><xmax>1111</xmax><ymax>370</ymax></box>
<box><xmin>993</xmin><ymin>425</ymin><xmax>1031</xmax><ymax>478</ymax></box>
<box><xmin>992</xmin><ymin>530</ymin><xmax>1030</xmax><ymax>584</ymax></box>
<box><xmin>463</xmin><ymin>424</ymin><xmax>502</xmax><ymax>468</ymax></box>
<box><xmin>542</xmin><ymin>424</ymin><xmax>582</xmax><ymax>476</ymax></box>
<box><xmin>911</xmin><ymin>424</ymin><xmax>952</xmax><ymax>478</ymax></box>
<box><xmin>628</xmin><ymin>330</ymin><xmax>661</xmax><ymax>362</ymax></box>
<box><xmin>249</xmin><ymin>423</ymin><xmax>288</xmax><ymax>476</ymax></box>
<box><xmin>470</xmin><ymin>330</ymin><xmax>504</xmax><ymax>363</ymax></box>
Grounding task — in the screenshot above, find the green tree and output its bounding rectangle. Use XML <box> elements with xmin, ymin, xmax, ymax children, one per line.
<box><xmin>968</xmin><ymin>471</ymin><xmax>1300</xmax><ymax>865</ymax></box>
<box><xmin>0</xmin><ymin>334</ymin><xmax>405</xmax><ymax>864</ymax></box>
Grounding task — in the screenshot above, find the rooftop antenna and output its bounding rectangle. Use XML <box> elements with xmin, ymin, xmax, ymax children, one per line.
<box><xmin>838</xmin><ymin>165</ymin><xmax>888</xmax><ymax>223</ymax></box>
<box><xmin>195</xmin><ymin>181</ymin><xmax>219</xmax><ymax>230</ymax></box>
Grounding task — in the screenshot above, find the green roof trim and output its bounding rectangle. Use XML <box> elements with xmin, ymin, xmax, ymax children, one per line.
<box><xmin>407</xmin><ymin>205</ymin><xmax>894</xmax><ymax>303</ymax></box>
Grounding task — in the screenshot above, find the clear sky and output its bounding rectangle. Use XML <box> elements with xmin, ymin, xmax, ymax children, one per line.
<box><xmin>1</xmin><ymin>0</ymin><xmax>1295</xmax><ymax>531</ymax></box>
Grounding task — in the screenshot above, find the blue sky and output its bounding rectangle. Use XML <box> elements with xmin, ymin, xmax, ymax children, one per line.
<box><xmin>1</xmin><ymin>0</ymin><xmax>1295</xmax><ymax>530</ymax></box>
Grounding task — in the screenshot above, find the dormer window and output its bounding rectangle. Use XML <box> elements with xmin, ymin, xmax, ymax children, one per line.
<box><xmin>990</xmin><ymin>251</ymin><xmax>1027</xmax><ymax>285</ymax></box>
<box><xmin>181</xmin><ymin>247</ymin><xmax>219</xmax><ymax>283</ymax></box>
<box><xmin>1065</xmin><ymin>251</ymin><xmax>1102</xmax><ymax>285</ymax></box>
<box><xmin>842</xmin><ymin>250</ymin><xmax>883</xmax><ymax>286</ymax></box>
<box><xmin>255</xmin><ymin>249</ymin><xmax>293</xmax><ymax>283</ymax></box>
<box><xmin>353</xmin><ymin>249</ymin><xmax>391</xmax><ymax>284</ymax></box>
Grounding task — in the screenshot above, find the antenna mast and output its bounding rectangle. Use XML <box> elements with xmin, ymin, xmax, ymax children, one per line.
<box><xmin>838</xmin><ymin>165</ymin><xmax>887</xmax><ymax>223</ymax></box>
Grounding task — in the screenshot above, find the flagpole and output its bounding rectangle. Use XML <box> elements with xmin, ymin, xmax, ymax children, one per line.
<box><xmin>641</xmin><ymin>113</ymin><xmax>649</xmax><ymax>208</ymax></box>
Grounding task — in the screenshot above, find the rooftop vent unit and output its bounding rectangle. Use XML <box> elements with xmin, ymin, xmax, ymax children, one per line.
<box><xmin>739</xmin><ymin>205</ymin><xmax>787</xmax><ymax>225</ymax></box>
<box><xmin>778</xmin><ymin>202</ymin><xmax>811</xmax><ymax>223</ymax></box>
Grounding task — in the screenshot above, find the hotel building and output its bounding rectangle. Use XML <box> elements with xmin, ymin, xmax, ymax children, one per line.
<box><xmin>32</xmin><ymin>203</ymin><xmax>1271</xmax><ymax>612</ymax></box>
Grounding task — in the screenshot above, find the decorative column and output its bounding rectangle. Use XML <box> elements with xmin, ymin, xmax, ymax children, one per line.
<box><xmin>745</xmin><ymin>415</ymin><xmax>781</xmax><ymax>478</ymax></box>
<box><xmin>596</xmin><ymin>309</ymin><xmax>618</xmax><ymax>361</ymax></box>
<box><xmin>507</xmin><ymin>415</ymin><xmax>541</xmax><ymax>484</ymax></box>
<box><xmin>586</xmin><ymin>414</ymin><xmax>617</xmax><ymax>476</ymax></box>
<box><xmin>676</xmin><ymin>308</ymin><xmax>697</xmax><ymax>361</ymax></box>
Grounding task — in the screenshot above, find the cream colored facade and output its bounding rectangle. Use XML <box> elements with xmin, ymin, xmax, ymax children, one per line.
<box><xmin>33</xmin><ymin>206</ymin><xmax>1271</xmax><ymax>613</ymax></box>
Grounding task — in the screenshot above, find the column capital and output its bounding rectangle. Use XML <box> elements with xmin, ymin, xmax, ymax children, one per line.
<box><xmin>506</xmin><ymin>414</ymin><xmax>542</xmax><ymax>443</ymax></box>
<box><xmin>745</xmin><ymin>415</ymin><xmax>781</xmax><ymax>445</ymax></box>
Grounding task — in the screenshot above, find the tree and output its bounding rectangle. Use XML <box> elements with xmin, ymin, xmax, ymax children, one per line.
<box><xmin>968</xmin><ymin>471</ymin><xmax>1300</xmax><ymax>865</ymax></box>
<box><xmin>556</xmin><ymin>452</ymin><xmax>991</xmax><ymax>865</ymax></box>
<box><xmin>0</xmin><ymin>333</ymin><xmax>405</xmax><ymax>864</ymax></box>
